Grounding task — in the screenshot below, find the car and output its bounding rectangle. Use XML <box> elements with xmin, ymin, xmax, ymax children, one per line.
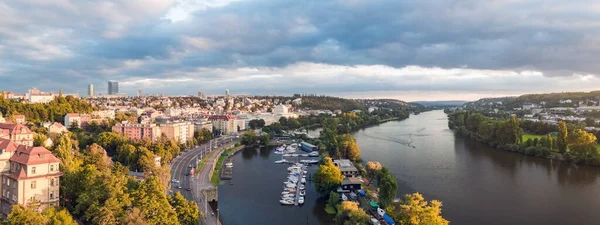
<box><xmin>177</xmin><ymin>185</ymin><xmax>182</xmax><ymax>189</ymax></box>
<box><xmin>188</xmin><ymin>164</ymin><xmax>192</xmax><ymax>168</ymax></box>
<box><xmin>186</xmin><ymin>187</ymin><xmax>192</xmax><ymax>191</ymax></box>
<box><xmin>171</xmin><ymin>179</ymin><xmax>179</xmax><ymax>183</ymax></box>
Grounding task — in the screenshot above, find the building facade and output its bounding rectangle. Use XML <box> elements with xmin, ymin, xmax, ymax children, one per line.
<box><xmin>88</xmin><ymin>84</ymin><xmax>94</xmax><ymax>97</ymax></box>
<box><xmin>12</xmin><ymin>115</ymin><xmax>25</xmax><ymax>124</ymax></box>
<box><xmin>64</xmin><ymin>113</ymin><xmax>91</xmax><ymax>129</ymax></box>
<box><xmin>0</xmin><ymin>139</ymin><xmax>62</xmax><ymax>215</ymax></box>
<box><xmin>209</xmin><ymin>115</ymin><xmax>237</xmax><ymax>135</ymax></box>
<box><xmin>273</xmin><ymin>104</ymin><xmax>289</xmax><ymax>114</ymax></box>
<box><xmin>112</xmin><ymin>121</ymin><xmax>161</xmax><ymax>141</ymax></box>
<box><xmin>159</xmin><ymin>122</ymin><xmax>194</xmax><ymax>144</ymax></box>
<box><xmin>0</xmin><ymin>124</ymin><xmax>33</xmax><ymax>147</ymax></box>
<box><xmin>108</xmin><ymin>81</ymin><xmax>119</xmax><ymax>95</ymax></box>
<box><xmin>333</xmin><ymin>159</ymin><xmax>360</xmax><ymax>178</ymax></box>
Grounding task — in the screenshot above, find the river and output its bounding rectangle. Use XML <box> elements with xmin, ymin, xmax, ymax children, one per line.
<box><xmin>219</xmin><ymin>110</ymin><xmax>600</xmax><ymax>224</ymax></box>
<box><xmin>354</xmin><ymin>110</ymin><xmax>600</xmax><ymax>225</ymax></box>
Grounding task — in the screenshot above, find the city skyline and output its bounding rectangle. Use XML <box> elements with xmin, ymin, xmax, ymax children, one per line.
<box><xmin>2</xmin><ymin>1</ymin><xmax>600</xmax><ymax>101</ymax></box>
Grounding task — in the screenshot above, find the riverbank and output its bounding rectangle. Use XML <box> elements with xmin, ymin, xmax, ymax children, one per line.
<box><xmin>211</xmin><ymin>145</ymin><xmax>245</xmax><ymax>185</ymax></box>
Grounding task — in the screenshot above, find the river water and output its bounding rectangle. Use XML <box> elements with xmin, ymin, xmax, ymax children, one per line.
<box><xmin>219</xmin><ymin>110</ymin><xmax>600</xmax><ymax>224</ymax></box>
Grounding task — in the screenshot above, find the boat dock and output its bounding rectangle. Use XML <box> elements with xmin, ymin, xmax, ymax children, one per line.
<box><xmin>279</xmin><ymin>163</ymin><xmax>307</xmax><ymax>207</ymax></box>
<box><xmin>221</xmin><ymin>158</ymin><xmax>234</xmax><ymax>180</ymax></box>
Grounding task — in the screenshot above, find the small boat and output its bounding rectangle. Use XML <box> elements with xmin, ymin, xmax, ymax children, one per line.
<box><xmin>299</xmin><ymin>190</ymin><xmax>306</xmax><ymax>196</ymax></box>
<box><xmin>302</xmin><ymin>175</ymin><xmax>306</xmax><ymax>178</ymax></box>
<box><xmin>282</xmin><ymin>194</ymin><xmax>295</xmax><ymax>198</ymax></box>
<box><xmin>309</xmin><ymin>152</ymin><xmax>319</xmax><ymax>157</ymax></box>
<box><xmin>274</xmin><ymin>159</ymin><xmax>287</xmax><ymax>164</ymax></box>
<box><xmin>301</xmin><ymin>154</ymin><xmax>309</xmax><ymax>157</ymax></box>
<box><xmin>301</xmin><ymin>178</ymin><xmax>306</xmax><ymax>184</ymax></box>
<box><xmin>285</xmin><ymin>183</ymin><xmax>296</xmax><ymax>188</ymax></box>
<box><xmin>298</xmin><ymin>197</ymin><xmax>304</xmax><ymax>204</ymax></box>
<box><xmin>303</xmin><ymin>171</ymin><xmax>308</xmax><ymax>174</ymax></box>
<box><xmin>299</xmin><ymin>185</ymin><xmax>305</xmax><ymax>190</ymax></box>
<box><xmin>280</xmin><ymin>199</ymin><xmax>294</xmax><ymax>205</ymax></box>
<box><xmin>291</xmin><ymin>154</ymin><xmax>299</xmax><ymax>157</ymax></box>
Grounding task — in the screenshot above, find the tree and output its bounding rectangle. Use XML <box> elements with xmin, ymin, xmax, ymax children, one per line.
<box><xmin>557</xmin><ymin>121</ymin><xmax>568</xmax><ymax>153</ymax></box>
<box><xmin>340</xmin><ymin>134</ymin><xmax>361</xmax><ymax>161</ymax></box>
<box><xmin>335</xmin><ymin>201</ymin><xmax>370</xmax><ymax>225</ymax></box>
<box><xmin>83</xmin><ymin>143</ymin><xmax>112</xmax><ymax>172</ymax></box>
<box><xmin>169</xmin><ymin>192</ymin><xmax>200</xmax><ymax>225</ymax></box>
<box><xmin>131</xmin><ymin>176</ymin><xmax>179</xmax><ymax>225</ymax></box>
<box><xmin>386</xmin><ymin>193</ymin><xmax>449</xmax><ymax>225</ymax></box>
<box><xmin>42</xmin><ymin>207</ymin><xmax>78</xmax><ymax>225</ymax></box>
<box><xmin>378</xmin><ymin>167</ymin><xmax>397</xmax><ymax>207</ymax></box>
<box><xmin>325</xmin><ymin>191</ymin><xmax>340</xmax><ymax>214</ymax></box>
<box><xmin>568</xmin><ymin>129</ymin><xmax>599</xmax><ymax>163</ymax></box>
<box><xmin>120</xmin><ymin>208</ymin><xmax>149</xmax><ymax>225</ymax></box>
<box><xmin>7</xmin><ymin>205</ymin><xmax>48</xmax><ymax>225</ymax></box>
<box><xmin>365</xmin><ymin>161</ymin><xmax>382</xmax><ymax>185</ymax></box>
<box><xmin>33</xmin><ymin>133</ymin><xmax>48</xmax><ymax>147</ymax></box>
<box><xmin>313</xmin><ymin>157</ymin><xmax>344</xmax><ymax>195</ymax></box>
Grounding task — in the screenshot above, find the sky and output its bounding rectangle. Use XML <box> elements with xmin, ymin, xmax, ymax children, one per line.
<box><xmin>1</xmin><ymin>0</ymin><xmax>600</xmax><ymax>102</ymax></box>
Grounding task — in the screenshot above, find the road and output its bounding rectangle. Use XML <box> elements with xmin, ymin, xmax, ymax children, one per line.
<box><xmin>170</xmin><ymin>134</ymin><xmax>239</xmax><ymax>225</ymax></box>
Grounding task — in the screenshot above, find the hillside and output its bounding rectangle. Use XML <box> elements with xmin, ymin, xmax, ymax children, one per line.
<box><xmin>299</xmin><ymin>95</ymin><xmax>365</xmax><ymax>111</ymax></box>
<box><xmin>411</xmin><ymin>101</ymin><xmax>468</xmax><ymax>107</ymax></box>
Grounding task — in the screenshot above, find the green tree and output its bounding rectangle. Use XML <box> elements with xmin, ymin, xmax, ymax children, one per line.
<box><xmin>557</xmin><ymin>121</ymin><xmax>568</xmax><ymax>153</ymax></box>
<box><xmin>335</xmin><ymin>201</ymin><xmax>370</xmax><ymax>225</ymax></box>
<box><xmin>42</xmin><ymin>207</ymin><xmax>78</xmax><ymax>225</ymax></box>
<box><xmin>7</xmin><ymin>205</ymin><xmax>48</xmax><ymax>225</ymax></box>
<box><xmin>325</xmin><ymin>191</ymin><xmax>340</xmax><ymax>214</ymax></box>
<box><xmin>33</xmin><ymin>133</ymin><xmax>48</xmax><ymax>147</ymax></box>
<box><xmin>378</xmin><ymin>167</ymin><xmax>397</xmax><ymax>207</ymax></box>
<box><xmin>169</xmin><ymin>192</ymin><xmax>200</xmax><ymax>225</ymax></box>
<box><xmin>132</xmin><ymin>176</ymin><xmax>179</xmax><ymax>225</ymax></box>
<box><xmin>313</xmin><ymin>157</ymin><xmax>344</xmax><ymax>195</ymax></box>
<box><xmin>386</xmin><ymin>193</ymin><xmax>449</xmax><ymax>225</ymax></box>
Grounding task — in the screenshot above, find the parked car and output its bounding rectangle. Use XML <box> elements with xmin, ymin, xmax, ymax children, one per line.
<box><xmin>171</xmin><ymin>179</ymin><xmax>179</xmax><ymax>183</ymax></box>
<box><xmin>177</xmin><ymin>185</ymin><xmax>182</xmax><ymax>189</ymax></box>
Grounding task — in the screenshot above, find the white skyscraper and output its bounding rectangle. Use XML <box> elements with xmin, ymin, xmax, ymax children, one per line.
<box><xmin>88</xmin><ymin>84</ymin><xmax>94</xmax><ymax>97</ymax></box>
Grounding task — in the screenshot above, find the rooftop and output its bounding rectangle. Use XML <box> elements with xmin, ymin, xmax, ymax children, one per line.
<box><xmin>333</xmin><ymin>159</ymin><xmax>359</xmax><ymax>172</ymax></box>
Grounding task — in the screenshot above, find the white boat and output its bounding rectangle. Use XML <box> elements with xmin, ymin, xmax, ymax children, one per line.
<box><xmin>225</xmin><ymin>162</ymin><xmax>233</xmax><ymax>167</ymax></box>
<box><xmin>291</xmin><ymin>154</ymin><xmax>299</xmax><ymax>157</ymax></box>
<box><xmin>298</xmin><ymin>197</ymin><xmax>304</xmax><ymax>204</ymax></box>
<box><xmin>302</xmin><ymin>175</ymin><xmax>306</xmax><ymax>178</ymax></box>
<box><xmin>299</xmin><ymin>185</ymin><xmax>305</xmax><ymax>190</ymax></box>
<box><xmin>280</xmin><ymin>200</ymin><xmax>294</xmax><ymax>205</ymax></box>
<box><xmin>301</xmin><ymin>154</ymin><xmax>309</xmax><ymax>157</ymax></box>
<box><xmin>282</xmin><ymin>194</ymin><xmax>295</xmax><ymax>198</ymax></box>
<box><xmin>309</xmin><ymin>152</ymin><xmax>319</xmax><ymax>157</ymax></box>
<box><xmin>300</xmin><ymin>190</ymin><xmax>306</xmax><ymax>196</ymax></box>
<box><xmin>274</xmin><ymin>159</ymin><xmax>287</xmax><ymax>164</ymax></box>
<box><xmin>301</xmin><ymin>178</ymin><xmax>306</xmax><ymax>184</ymax></box>
<box><xmin>285</xmin><ymin>183</ymin><xmax>296</xmax><ymax>188</ymax></box>
<box><xmin>303</xmin><ymin>171</ymin><xmax>308</xmax><ymax>174</ymax></box>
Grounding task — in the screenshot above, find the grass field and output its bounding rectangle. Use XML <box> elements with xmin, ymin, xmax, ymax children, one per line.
<box><xmin>210</xmin><ymin>145</ymin><xmax>244</xmax><ymax>185</ymax></box>
<box><xmin>523</xmin><ymin>133</ymin><xmax>545</xmax><ymax>141</ymax></box>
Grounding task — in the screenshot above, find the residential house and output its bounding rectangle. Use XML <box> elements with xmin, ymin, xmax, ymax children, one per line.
<box><xmin>12</xmin><ymin>115</ymin><xmax>25</xmax><ymax>124</ymax></box>
<box><xmin>333</xmin><ymin>159</ymin><xmax>360</xmax><ymax>178</ymax></box>
<box><xmin>46</xmin><ymin>123</ymin><xmax>67</xmax><ymax>134</ymax></box>
<box><xmin>0</xmin><ymin>124</ymin><xmax>33</xmax><ymax>147</ymax></box>
<box><xmin>0</xmin><ymin>139</ymin><xmax>62</xmax><ymax>215</ymax></box>
<box><xmin>64</xmin><ymin>113</ymin><xmax>91</xmax><ymax>129</ymax></box>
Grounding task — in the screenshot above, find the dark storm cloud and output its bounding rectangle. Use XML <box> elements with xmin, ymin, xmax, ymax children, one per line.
<box><xmin>1</xmin><ymin>0</ymin><xmax>600</xmax><ymax>97</ymax></box>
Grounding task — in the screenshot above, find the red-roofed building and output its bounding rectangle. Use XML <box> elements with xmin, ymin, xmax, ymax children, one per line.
<box><xmin>0</xmin><ymin>138</ymin><xmax>61</xmax><ymax>215</ymax></box>
<box><xmin>209</xmin><ymin>115</ymin><xmax>236</xmax><ymax>135</ymax></box>
<box><xmin>47</xmin><ymin>122</ymin><xmax>67</xmax><ymax>134</ymax></box>
<box><xmin>0</xmin><ymin>123</ymin><xmax>33</xmax><ymax>147</ymax></box>
<box><xmin>12</xmin><ymin>115</ymin><xmax>25</xmax><ymax>124</ymax></box>
<box><xmin>64</xmin><ymin>113</ymin><xmax>91</xmax><ymax>129</ymax></box>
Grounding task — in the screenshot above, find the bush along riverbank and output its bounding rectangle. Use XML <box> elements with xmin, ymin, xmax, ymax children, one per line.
<box><xmin>448</xmin><ymin>110</ymin><xmax>600</xmax><ymax>165</ymax></box>
<box><xmin>313</xmin><ymin>112</ymin><xmax>449</xmax><ymax>225</ymax></box>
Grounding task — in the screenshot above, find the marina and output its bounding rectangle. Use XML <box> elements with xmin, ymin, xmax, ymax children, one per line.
<box><xmin>280</xmin><ymin>163</ymin><xmax>308</xmax><ymax>206</ymax></box>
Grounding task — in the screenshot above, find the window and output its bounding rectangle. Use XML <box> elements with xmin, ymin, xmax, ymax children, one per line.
<box><xmin>31</xmin><ymin>181</ymin><xmax>36</xmax><ymax>189</ymax></box>
<box><xmin>6</xmin><ymin>179</ymin><xmax>10</xmax><ymax>186</ymax></box>
<box><xmin>32</xmin><ymin>167</ymin><xmax>37</xmax><ymax>174</ymax></box>
<box><xmin>50</xmin><ymin>164</ymin><xmax>54</xmax><ymax>172</ymax></box>
<box><xmin>50</xmin><ymin>191</ymin><xmax>54</xmax><ymax>199</ymax></box>
<box><xmin>50</xmin><ymin>178</ymin><xmax>55</xmax><ymax>186</ymax></box>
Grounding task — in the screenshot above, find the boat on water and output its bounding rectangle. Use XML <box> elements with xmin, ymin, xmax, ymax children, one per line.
<box><xmin>301</xmin><ymin>178</ymin><xmax>306</xmax><ymax>184</ymax></box>
<box><xmin>280</xmin><ymin>199</ymin><xmax>294</xmax><ymax>205</ymax></box>
<box><xmin>309</xmin><ymin>151</ymin><xmax>319</xmax><ymax>157</ymax></box>
<box><xmin>299</xmin><ymin>190</ymin><xmax>306</xmax><ymax>196</ymax></box>
<box><xmin>274</xmin><ymin>159</ymin><xmax>287</xmax><ymax>164</ymax></box>
<box><xmin>298</xmin><ymin>197</ymin><xmax>304</xmax><ymax>204</ymax></box>
<box><xmin>301</xmin><ymin>154</ymin><xmax>309</xmax><ymax>157</ymax></box>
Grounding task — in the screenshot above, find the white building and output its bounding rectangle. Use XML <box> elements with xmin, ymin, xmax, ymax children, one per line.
<box><xmin>273</xmin><ymin>104</ymin><xmax>289</xmax><ymax>114</ymax></box>
<box><xmin>92</xmin><ymin>110</ymin><xmax>116</xmax><ymax>119</ymax></box>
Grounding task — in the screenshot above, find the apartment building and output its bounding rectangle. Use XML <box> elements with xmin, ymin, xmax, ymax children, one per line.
<box><xmin>0</xmin><ymin>139</ymin><xmax>62</xmax><ymax>215</ymax></box>
<box><xmin>64</xmin><ymin>113</ymin><xmax>91</xmax><ymax>129</ymax></box>
<box><xmin>0</xmin><ymin>124</ymin><xmax>33</xmax><ymax>147</ymax></box>
<box><xmin>194</xmin><ymin>119</ymin><xmax>213</xmax><ymax>133</ymax></box>
<box><xmin>159</xmin><ymin>122</ymin><xmax>194</xmax><ymax>144</ymax></box>
<box><xmin>112</xmin><ymin>121</ymin><xmax>161</xmax><ymax>141</ymax></box>
<box><xmin>208</xmin><ymin>115</ymin><xmax>237</xmax><ymax>135</ymax></box>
